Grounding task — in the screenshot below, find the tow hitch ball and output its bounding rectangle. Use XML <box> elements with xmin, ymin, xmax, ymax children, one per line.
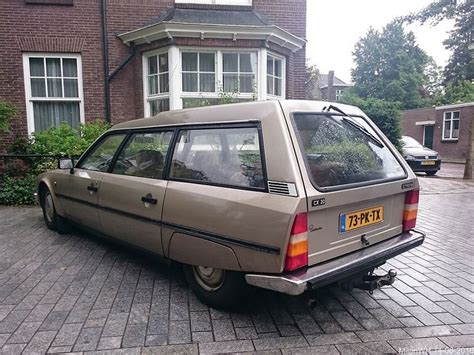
<box><xmin>341</xmin><ymin>269</ymin><xmax>397</xmax><ymax>293</ymax></box>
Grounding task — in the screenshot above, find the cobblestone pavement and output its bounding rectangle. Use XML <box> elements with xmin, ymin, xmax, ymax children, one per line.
<box><xmin>0</xmin><ymin>177</ymin><xmax>473</xmax><ymax>354</ymax></box>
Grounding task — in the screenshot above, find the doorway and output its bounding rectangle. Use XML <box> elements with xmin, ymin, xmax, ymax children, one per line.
<box><xmin>423</xmin><ymin>125</ymin><xmax>434</xmax><ymax>149</ymax></box>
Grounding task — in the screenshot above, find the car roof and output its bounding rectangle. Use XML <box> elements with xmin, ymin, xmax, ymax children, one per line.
<box><xmin>109</xmin><ymin>100</ymin><xmax>365</xmax><ymax>131</ymax></box>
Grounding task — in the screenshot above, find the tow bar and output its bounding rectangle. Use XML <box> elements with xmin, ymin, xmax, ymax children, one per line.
<box><xmin>340</xmin><ymin>269</ymin><xmax>397</xmax><ymax>294</ymax></box>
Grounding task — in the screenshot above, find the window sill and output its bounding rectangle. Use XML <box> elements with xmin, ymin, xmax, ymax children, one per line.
<box><xmin>25</xmin><ymin>0</ymin><xmax>73</xmax><ymax>5</ymax></box>
<box><xmin>441</xmin><ymin>139</ymin><xmax>459</xmax><ymax>143</ymax></box>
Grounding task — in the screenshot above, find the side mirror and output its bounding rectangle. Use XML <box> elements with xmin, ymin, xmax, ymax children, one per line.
<box><xmin>58</xmin><ymin>158</ymin><xmax>74</xmax><ymax>173</ymax></box>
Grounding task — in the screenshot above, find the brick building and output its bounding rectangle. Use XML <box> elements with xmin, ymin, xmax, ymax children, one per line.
<box><xmin>0</xmin><ymin>0</ymin><xmax>306</xmax><ymax>151</ymax></box>
<box><xmin>401</xmin><ymin>102</ymin><xmax>474</xmax><ymax>162</ymax></box>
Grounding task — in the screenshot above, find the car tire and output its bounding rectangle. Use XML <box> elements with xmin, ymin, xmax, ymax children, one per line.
<box><xmin>183</xmin><ymin>264</ymin><xmax>252</xmax><ymax>310</ymax></box>
<box><xmin>426</xmin><ymin>171</ymin><xmax>437</xmax><ymax>176</ymax></box>
<box><xmin>40</xmin><ymin>188</ymin><xmax>70</xmax><ymax>234</ymax></box>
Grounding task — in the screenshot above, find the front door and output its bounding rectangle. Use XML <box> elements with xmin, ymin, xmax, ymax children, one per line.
<box><xmin>423</xmin><ymin>125</ymin><xmax>434</xmax><ymax>149</ymax></box>
<box><xmin>98</xmin><ymin>130</ymin><xmax>173</xmax><ymax>255</ymax></box>
<box><xmin>55</xmin><ymin>133</ymin><xmax>128</xmax><ymax>231</ymax></box>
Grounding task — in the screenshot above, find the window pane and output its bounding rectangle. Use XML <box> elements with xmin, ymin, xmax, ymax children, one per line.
<box><xmin>199</xmin><ymin>73</ymin><xmax>215</xmax><ymax>92</ymax></box>
<box><xmin>267</xmin><ymin>76</ymin><xmax>273</xmax><ymax>95</ymax></box>
<box><xmin>274</xmin><ymin>58</ymin><xmax>282</xmax><ymax>77</ymax></box>
<box><xmin>182</xmin><ymin>52</ymin><xmax>198</xmax><ymax>71</ymax></box>
<box><xmin>274</xmin><ymin>78</ymin><xmax>282</xmax><ymax>96</ymax></box>
<box><xmin>223</xmin><ymin>53</ymin><xmax>238</xmax><ymax>72</ymax></box>
<box><xmin>31</xmin><ymin>78</ymin><xmax>46</xmax><ymax>97</ymax></box>
<box><xmin>46</xmin><ymin>58</ymin><xmax>61</xmax><ymax>77</ymax></box>
<box><xmin>453</xmin><ymin>119</ymin><xmax>459</xmax><ymax>138</ymax></box>
<box><xmin>30</xmin><ymin>58</ymin><xmax>44</xmax><ymax>76</ymax></box>
<box><xmin>159</xmin><ymin>73</ymin><xmax>169</xmax><ymax>93</ymax></box>
<box><xmin>444</xmin><ymin>120</ymin><xmax>451</xmax><ymax>138</ymax></box>
<box><xmin>33</xmin><ymin>101</ymin><xmax>80</xmax><ymax>131</ymax></box>
<box><xmin>113</xmin><ymin>131</ymin><xmax>173</xmax><ymax>178</ymax></box>
<box><xmin>267</xmin><ymin>57</ymin><xmax>273</xmax><ymax>75</ymax></box>
<box><xmin>159</xmin><ymin>54</ymin><xmax>169</xmax><ymax>72</ymax></box>
<box><xmin>199</xmin><ymin>53</ymin><xmax>215</xmax><ymax>72</ymax></box>
<box><xmin>239</xmin><ymin>53</ymin><xmax>255</xmax><ymax>73</ymax></box>
<box><xmin>170</xmin><ymin>127</ymin><xmax>265</xmax><ymax>189</ymax></box>
<box><xmin>293</xmin><ymin>113</ymin><xmax>405</xmax><ymax>188</ymax></box>
<box><xmin>223</xmin><ymin>74</ymin><xmax>239</xmax><ymax>92</ymax></box>
<box><xmin>78</xmin><ymin>134</ymin><xmax>127</xmax><ymax>172</ymax></box>
<box><xmin>64</xmin><ymin>79</ymin><xmax>79</xmax><ymax>97</ymax></box>
<box><xmin>148</xmin><ymin>56</ymin><xmax>158</xmax><ymax>75</ymax></box>
<box><xmin>47</xmin><ymin>78</ymin><xmax>63</xmax><ymax>97</ymax></box>
<box><xmin>445</xmin><ymin>112</ymin><xmax>451</xmax><ymax>120</ymax></box>
<box><xmin>183</xmin><ymin>73</ymin><xmax>198</xmax><ymax>92</ymax></box>
<box><xmin>150</xmin><ymin>98</ymin><xmax>170</xmax><ymax>116</ymax></box>
<box><xmin>453</xmin><ymin>111</ymin><xmax>460</xmax><ymax>119</ymax></box>
<box><xmin>63</xmin><ymin>58</ymin><xmax>77</xmax><ymax>77</ymax></box>
<box><xmin>240</xmin><ymin>74</ymin><xmax>254</xmax><ymax>93</ymax></box>
<box><xmin>148</xmin><ymin>76</ymin><xmax>158</xmax><ymax>95</ymax></box>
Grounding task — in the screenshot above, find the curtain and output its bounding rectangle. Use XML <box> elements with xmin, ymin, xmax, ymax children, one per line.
<box><xmin>33</xmin><ymin>102</ymin><xmax>80</xmax><ymax>131</ymax></box>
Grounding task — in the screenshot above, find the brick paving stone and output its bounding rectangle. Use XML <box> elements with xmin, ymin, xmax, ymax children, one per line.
<box><xmin>404</xmin><ymin>325</ymin><xmax>458</xmax><ymax>338</ymax></box>
<box><xmin>356</xmin><ymin>328</ymin><xmax>410</xmax><ymax>342</ymax></box>
<box><xmin>97</xmin><ymin>336</ymin><xmax>122</xmax><ymax>350</ymax></box>
<box><xmin>235</xmin><ymin>327</ymin><xmax>258</xmax><ymax>340</ymax></box>
<box><xmin>73</xmin><ymin>327</ymin><xmax>101</xmax><ymax>351</ymax></box>
<box><xmin>168</xmin><ymin>320</ymin><xmax>191</xmax><ymax>344</ymax></box>
<box><xmin>22</xmin><ymin>330</ymin><xmax>56</xmax><ymax>354</ymax></box>
<box><xmin>143</xmin><ymin>344</ymin><xmax>198</xmax><ymax>354</ymax></box>
<box><xmin>191</xmin><ymin>331</ymin><xmax>214</xmax><ymax>343</ymax></box>
<box><xmin>438</xmin><ymin>335</ymin><xmax>474</xmax><ymax>348</ymax></box>
<box><xmin>190</xmin><ymin>311</ymin><xmax>212</xmax><ymax>332</ymax></box>
<box><xmin>253</xmin><ymin>335</ymin><xmax>308</xmax><ymax>350</ymax></box>
<box><xmin>199</xmin><ymin>340</ymin><xmax>253</xmax><ymax>354</ymax></box>
<box><xmin>212</xmin><ymin>318</ymin><xmax>237</xmax><ymax>341</ymax></box>
<box><xmin>389</xmin><ymin>337</ymin><xmax>448</xmax><ymax>353</ymax></box>
<box><xmin>305</xmin><ymin>332</ymin><xmax>360</xmax><ymax>346</ymax></box>
<box><xmin>336</xmin><ymin>341</ymin><xmax>396</xmax><ymax>354</ymax></box>
<box><xmin>145</xmin><ymin>333</ymin><xmax>168</xmax><ymax>346</ymax></box>
<box><xmin>452</xmin><ymin>323</ymin><xmax>474</xmax><ymax>335</ymax></box>
<box><xmin>405</xmin><ymin>306</ymin><xmax>444</xmax><ymax>326</ymax></box>
<box><xmin>0</xmin><ymin>343</ymin><xmax>26</xmax><ymax>354</ymax></box>
<box><xmin>281</xmin><ymin>345</ymin><xmax>339</xmax><ymax>355</ymax></box>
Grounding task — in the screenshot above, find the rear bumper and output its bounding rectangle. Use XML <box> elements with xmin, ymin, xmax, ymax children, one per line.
<box><xmin>245</xmin><ymin>230</ymin><xmax>425</xmax><ymax>295</ymax></box>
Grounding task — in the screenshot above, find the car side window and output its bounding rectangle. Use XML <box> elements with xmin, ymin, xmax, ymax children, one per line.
<box><xmin>169</xmin><ymin>126</ymin><xmax>265</xmax><ymax>189</ymax></box>
<box><xmin>77</xmin><ymin>134</ymin><xmax>127</xmax><ymax>172</ymax></box>
<box><xmin>112</xmin><ymin>131</ymin><xmax>173</xmax><ymax>179</ymax></box>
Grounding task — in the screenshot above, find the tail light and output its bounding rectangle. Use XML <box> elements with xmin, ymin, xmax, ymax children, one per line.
<box><xmin>403</xmin><ymin>189</ymin><xmax>419</xmax><ymax>231</ymax></box>
<box><xmin>284</xmin><ymin>213</ymin><xmax>308</xmax><ymax>271</ymax></box>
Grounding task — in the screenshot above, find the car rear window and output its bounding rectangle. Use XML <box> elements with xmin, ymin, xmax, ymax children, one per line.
<box><xmin>293</xmin><ymin>113</ymin><xmax>406</xmax><ymax>190</ymax></box>
<box><xmin>169</xmin><ymin>126</ymin><xmax>265</xmax><ymax>190</ymax></box>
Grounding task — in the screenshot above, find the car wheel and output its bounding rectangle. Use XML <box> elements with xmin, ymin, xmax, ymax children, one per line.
<box><xmin>426</xmin><ymin>171</ymin><xmax>437</xmax><ymax>176</ymax></box>
<box><xmin>41</xmin><ymin>188</ymin><xmax>69</xmax><ymax>233</ymax></box>
<box><xmin>183</xmin><ymin>264</ymin><xmax>251</xmax><ymax>310</ymax></box>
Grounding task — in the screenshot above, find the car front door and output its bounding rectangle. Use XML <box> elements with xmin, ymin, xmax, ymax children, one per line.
<box><xmin>54</xmin><ymin>133</ymin><xmax>128</xmax><ymax>231</ymax></box>
<box><xmin>97</xmin><ymin>130</ymin><xmax>173</xmax><ymax>255</ymax></box>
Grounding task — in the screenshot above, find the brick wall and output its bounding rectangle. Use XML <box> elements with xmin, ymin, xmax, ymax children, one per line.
<box><xmin>402</xmin><ymin>105</ymin><xmax>473</xmax><ymax>161</ymax></box>
<box><xmin>0</xmin><ymin>0</ymin><xmax>306</xmax><ymax>152</ymax></box>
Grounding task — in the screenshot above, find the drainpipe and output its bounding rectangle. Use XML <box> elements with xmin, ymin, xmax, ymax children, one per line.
<box><xmin>108</xmin><ymin>43</ymin><xmax>136</xmax><ymax>81</ymax></box>
<box><xmin>100</xmin><ymin>0</ymin><xmax>111</xmax><ymax>123</ymax></box>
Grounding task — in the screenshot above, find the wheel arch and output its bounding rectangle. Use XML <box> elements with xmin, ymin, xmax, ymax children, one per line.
<box><xmin>38</xmin><ymin>178</ymin><xmax>65</xmax><ymax>216</ymax></box>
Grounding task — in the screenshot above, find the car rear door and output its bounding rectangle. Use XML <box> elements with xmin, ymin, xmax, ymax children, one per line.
<box><xmin>97</xmin><ymin>130</ymin><xmax>173</xmax><ymax>255</ymax></box>
<box><xmin>55</xmin><ymin>133</ymin><xmax>128</xmax><ymax>231</ymax></box>
<box><xmin>288</xmin><ymin>110</ymin><xmax>417</xmax><ymax>265</ymax></box>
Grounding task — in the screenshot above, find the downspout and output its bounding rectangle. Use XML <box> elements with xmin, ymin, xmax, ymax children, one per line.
<box><xmin>100</xmin><ymin>0</ymin><xmax>111</xmax><ymax>123</ymax></box>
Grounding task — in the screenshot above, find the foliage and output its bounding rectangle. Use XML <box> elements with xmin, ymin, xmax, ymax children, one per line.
<box><xmin>31</xmin><ymin>120</ymin><xmax>111</xmax><ymax>157</ymax></box>
<box><xmin>342</xmin><ymin>91</ymin><xmax>402</xmax><ymax>150</ymax></box>
<box><xmin>437</xmin><ymin>80</ymin><xmax>474</xmax><ymax>104</ymax></box>
<box><xmin>0</xmin><ymin>101</ymin><xmax>16</xmax><ymax>134</ymax></box>
<box><xmin>402</xmin><ymin>0</ymin><xmax>474</xmax><ymax>85</ymax></box>
<box><xmin>0</xmin><ymin>174</ymin><xmax>37</xmax><ymax>205</ymax></box>
<box><xmin>305</xmin><ymin>63</ymin><xmax>320</xmax><ymax>100</ymax></box>
<box><xmin>351</xmin><ymin>21</ymin><xmax>430</xmax><ymax>110</ymax></box>
<box><xmin>182</xmin><ymin>82</ymin><xmax>257</xmax><ymax>108</ymax></box>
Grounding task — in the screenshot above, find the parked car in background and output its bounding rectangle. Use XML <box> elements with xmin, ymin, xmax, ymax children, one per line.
<box><xmin>401</xmin><ymin>136</ymin><xmax>441</xmax><ymax>176</ymax></box>
<box><xmin>37</xmin><ymin>101</ymin><xmax>425</xmax><ymax>309</ymax></box>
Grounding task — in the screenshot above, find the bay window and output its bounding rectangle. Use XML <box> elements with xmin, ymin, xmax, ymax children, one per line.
<box><xmin>145</xmin><ymin>51</ymin><xmax>170</xmax><ymax>116</ymax></box>
<box><xmin>23</xmin><ymin>54</ymin><xmax>83</xmax><ymax>133</ymax></box>
<box><xmin>182</xmin><ymin>52</ymin><xmax>216</xmax><ymax>93</ymax></box>
<box><xmin>222</xmin><ymin>53</ymin><xmax>256</xmax><ymax>93</ymax></box>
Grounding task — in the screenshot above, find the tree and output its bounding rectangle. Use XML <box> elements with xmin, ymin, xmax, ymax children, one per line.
<box><xmin>403</xmin><ymin>0</ymin><xmax>474</xmax><ymax>85</ymax></box>
<box><xmin>305</xmin><ymin>63</ymin><xmax>320</xmax><ymax>100</ymax></box>
<box><xmin>351</xmin><ymin>22</ymin><xmax>430</xmax><ymax>110</ymax></box>
<box><xmin>0</xmin><ymin>101</ymin><xmax>16</xmax><ymax>134</ymax></box>
<box><xmin>436</xmin><ymin>80</ymin><xmax>474</xmax><ymax>104</ymax></box>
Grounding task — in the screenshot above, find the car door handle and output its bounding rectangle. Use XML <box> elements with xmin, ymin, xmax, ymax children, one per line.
<box><xmin>141</xmin><ymin>196</ymin><xmax>157</xmax><ymax>205</ymax></box>
<box><xmin>87</xmin><ymin>185</ymin><xmax>98</xmax><ymax>192</ymax></box>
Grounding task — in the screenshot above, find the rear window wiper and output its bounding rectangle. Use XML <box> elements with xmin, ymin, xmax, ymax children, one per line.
<box><xmin>324</xmin><ymin>105</ymin><xmax>385</xmax><ymax>148</ymax></box>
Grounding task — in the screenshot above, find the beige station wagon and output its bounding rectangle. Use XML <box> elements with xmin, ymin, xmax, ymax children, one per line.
<box><xmin>37</xmin><ymin>100</ymin><xmax>424</xmax><ymax>308</ymax></box>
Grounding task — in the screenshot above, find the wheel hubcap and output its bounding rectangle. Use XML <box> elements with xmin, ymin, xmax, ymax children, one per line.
<box><xmin>44</xmin><ymin>193</ymin><xmax>54</xmax><ymax>223</ymax></box>
<box><xmin>192</xmin><ymin>266</ymin><xmax>225</xmax><ymax>292</ymax></box>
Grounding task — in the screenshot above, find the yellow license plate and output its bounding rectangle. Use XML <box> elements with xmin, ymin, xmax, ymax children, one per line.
<box><xmin>340</xmin><ymin>206</ymin><xmax>384</xmax><ymax>233</ymax></box>
<box><xmin>421</xmin><ymin>160</ymin><xmax>435</xmax><ymax>166</ymax></box>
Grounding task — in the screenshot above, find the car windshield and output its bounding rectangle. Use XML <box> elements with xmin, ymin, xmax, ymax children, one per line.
<box><xmin>402</xmin><ymin>136</ymin><xmax>423</xmax><ymax>148</ymax></box>
<box><xmin>293</xmin><ymin>113</ymin><xmax>406</xmax><ymax>189</ymax></box>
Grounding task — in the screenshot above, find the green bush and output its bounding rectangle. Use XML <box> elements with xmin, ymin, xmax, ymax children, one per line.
<box><xmin>0</xmin><ymin>101</ymin><xmax>16</xmax><ymax>134</ymax></box>
<box><xmin>0</xmin><ymin>174</ymin><xmax>37</xmax><ymax>205</ymax></box>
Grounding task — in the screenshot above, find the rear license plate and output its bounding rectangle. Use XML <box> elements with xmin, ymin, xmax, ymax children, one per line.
<box><xmin>340</xmin><ymin>206</ymin><xmax>384</xmax><ymax>233</ymax></box>
<box><xmin>421</xmin><ymin>160</ymin><xmax>435</xmax><ymax>166</ymax></box>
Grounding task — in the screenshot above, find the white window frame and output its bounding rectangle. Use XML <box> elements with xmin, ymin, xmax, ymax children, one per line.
<box><xmin>175</xmin><ymin>0</ymin><xmax>252</xmax><ymax>5</ymax></box>
<box><xmin>143</xmin><ymin>48</ymin><xmax>171</xmax><ymax>117</ymax></box>
<box><xmin>335</xmin><ymin>89</ymin><xmax>343</xmax><ymax>102</ymax></box>
<box><xmin>22</xmin><ymin>53</ymin><xmax>84</xmax><ymax>134</ymax></box>
<box><xmin>142</xmin><ymin>46</ymin><xmax>286</xmax><ymax>112</ymax></box>
<box><xmin>266</xmin><ymin>52</ymin><xmax>286</xmax><ymax>99</ymax></box>
<box><xmin>181</xmin><ymin>50</ymin><xmax>217</xmax><ymax>95</ymax></box>
<box><xmin>442</xmin><ymin>111</ymin><xmax>460</xmax><ymax>141</ymax></box>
